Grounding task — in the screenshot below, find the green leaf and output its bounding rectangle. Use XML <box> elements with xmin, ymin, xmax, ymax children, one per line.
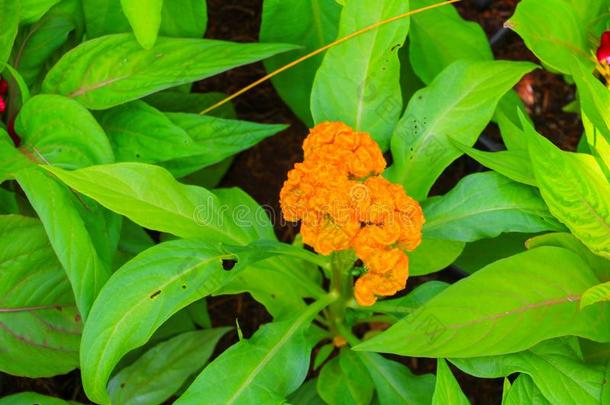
<box><xmin>0</xmin><ymin>0</ymin><xmax>19</xmax><ymax>68</ymax></box>
<box><xmin>526</xmin><ymin>232</ymin><xmax>610</xmax><ymax>282</ymax></box>
<box><xmin>0</xmin><ymin>130</ymin><xmax>34</xmax><ymax>182</ymax></box>
<box><xmin>0</xmin><ymin>215</ymin><xmax>80</xmax><ymax>377</ymax></box>
<box><xmin>450</xmin><ymin>140</ymin><xmax>536</xmax><ymax>187</ymax></box>
<box><xmin>452</xmin><ymin>339</ymin><xmax>605</xmax><ymax>405</ymax></box>
<box><xmin>354</xmin><ymin>247</ymin><xmax>610</xmax><ymax>358</ymax></box>
<box><xmin>581</xmin><ymin>282</ymin><xmax>610</xmax><ymax>309</ymax></box>
<box><xmin>310</xmin><ymin>0</ymin><xmax>410</xmax><ymax>150</ymax></box>
<box><xmin>359</xmin><ymin>352</ymin><xmax>435</xmax><ymax>405</ymax></box>
<box><xmin>455</xmin><ymin>233</ymin><xmax>531</xmax><ymax>274</ymax></box>
<box><xmin>16</xmin><ymin>94</ymin><xmax>114</xmax><ymax>169</ymax></box>
<box><xmin>159</xmin><ymin>0</ymin><xmax>207</xmax><ymax>38</ymax></box>
<box><xmin>163</xmin><ymin>113</ymin><xmax>286</xmax><ymax>177</ymax></box>
<box><xmin>288</xmin><ymin>379</ymin><xmax>325</xmax><ymax>405</ymax></box>
<box><xmin>18</xmin><ymin>0</ymin><xmax>62</xmax><ymax>24</ymax></box>
<box><xmin>15</xmin><ymin>167</ymin><xmax>110</xmax><ymax>319</ymax></box>
<box><xmin>260</xmin><ymin>0</ymin><xmax>341</xmax><ymax>125</ymax></box>
<box><xmin>0</xmin><ymin>188</ymin><xmax>18</xmax><ymax>214</ymax></box>
<box><xmin>422</xmin><ymin>172</ymin><xmax>562</xmax><ymax>242</ymax></box>
<box><xmin>314</xmin><ymin>344</ymin><xmax>334</xmax><ymax>370</ymax></box>
<box><xmin>386</xmin><ymin>60</ymin><xmax>536</xmax><ymax>200</ymax></box>
<box><xmin>143</xmin><ymin>91</ymin><xmax>234</xmax><ymax>117</ymax></box>
<box><xmin>43</xmin><ymin>163</ymin><xmax>243</xmax><ymax>243</ymax></box>
<box><xmin>81</xmin><ymin>238</ymin><xmax>316</xmax><ymax>404</ymax></box>
<box><xmin>507</xmin><ymin>0</ymin><xmax>591</xmax><ymax>74</ymax></box>
<box><xmin>367</xmin><ymin>281</ymin><xmax>449</xmax><ymax>318</ymax></box>
<box><xmin>409</xmin><ymin>0</ymin><xmax>492</xmax><ymax>84</ymax></box>
<box><xmin>524</xmin><ymin>120</ymin><xmax>610</xmax><ymax>259</ymax></box>
<box><xmin>0</xmin><ymin>392</ymin><xmax>78</xmax><ymax>405</ymax></box>
<box><xmin>503</xmin><ymin>374</ymin><xmax>551</xmax><ymax>405</ymax></box>
<box><xmin>573</xmin><ymin>61</ymin><xmax>610</xmax><ymax>144</ymax></box>
<box><xmin>120</xmin><ymin>0</ymin><xmax>162</xmax><ymax>49</ymax></box>
<box><xmin>12</xmin><ymin>0</ymin><xmax>83</xmax><ymax>86</ymax></box>
<box><xmin>42</xmin><ymin>33</ymin><xmax>298</xmax><ymax>109</ymax></box>
<box><xmin>409</xmin><ymin>239</ymin><xmax>465</xmax><ymax>276</ymax></box>
<box><xmin>176</xmin><ymin>295</ymin><xmax>336</xmax><ymax>404</ymax></box>
<box><xmin>97</xmin><ymin>100</ymin><xmax>199</xmax><ymax>164</ymax></box>
<box><xmin>108</xmin><ymin>328</ymin><xmax>229</xmax><ymax>405</ymax></box>
<box><xmin>432</xmin><ymin>359</ymin><xmax>469</xmax><ymax>405</ymax></box>
<box><xmin>83</xmin><ymin>0</ymin><xmax>130</xmax><ymax>38</ymax></box>
<box><xmin>603</xmin><ymin>361</ymin><xmax>610</xmax><ymax>405</ymax></box>
<box><xmin>317</xmin><ymin>349</ymin><xmax>373</xmax><ymax>405</ymax></box>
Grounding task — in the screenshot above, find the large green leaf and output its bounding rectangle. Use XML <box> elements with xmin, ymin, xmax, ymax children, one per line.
<box><xmin>422</xmin><ymin>172</ymin><xmax>562</xmax><ymax>242</ymax></box>
<box><xmin>108</xmin><ymin>328</ymin><xmax>229</xmax><ymax>405</ymax></box>
<box><xmin>408</xmin><ymin>238</ymin><xmax>465</xmax><ymax>276</ymax></box>
<box><xmin>524</xmin><ymin>121</ymin><xmax>610</xmax><ymax>259</ymax></box>
<box><xmin>159</xmin><ymin>0</ymin><xmax>207</xmax><ymax>38</ymax></box>
<box><xmin>12</xmin><ymin>0</ymin><xmax>83</xmax><ymax>86</ymax></box>
<box><xmin>0</xmin><ymin>0</ymin><xmax>19</xmax><ymax>67</ymax></box>
<box><xmin>310</xmin><ymin>0</ymin><xmax>410</xmax><ymax>150</ymax></box>
<box><xmin>16</xmin><ymin>94</ymin><xmax>114</xmax><ymax>169</ymax></box>
<box><xmin>507</xmin><ymin>0</ymin><xmax>591</xmax><ymax>74</ymax></box>
<box><xmin>359</xmin><ymin>352</ymin><xmax>435</xmax><ymax>405</ymax></box>
<box><xmin>409</xmin><ymin>0</ymin><xmax>492</xmax><ymax>84</ymax></box>
<box><xmin>97</xmin><ymin>100</ymin><xmax>199</xmax><ymax>163</ymax></box>
<box><xmin>176</xmin><ymin>295</ymin><xmax>336</xmax><ymax>404</ymax></box>
<box><xmin>15</xmin><ymin>167</ymin><xmax>110</xmax><ymax>319</ymax></box>
<box><xmin>0</xmin><ymin>215</ymin><xmax>80</xmax><ymax>377</ymax></box>
<box><xmin>386</xmin><ymin>60</ymin><xmax>536</xmax><ymax>200</ymax></box>
<box><xmin>503</xmin><ymin>374</ymin><xmax>551</xmax><ymax>405</ymax></box>
<box><xmin>317</xmin><ymin>349</ymin><xmax>374</xmax><ymax>405</ymax></box>
<box><xmin>43</xmin><ymin>163</ymin><xmax>242</xmax><ymax>243</ymax></box>
<box><xmin>354</xmin><ymin>247</ymin><xmax>610</xmax><ymax>358</ymax></box>
<box><xmin>260</xmin><ymin>0</ymin><xmax>341</xmax><ymax>125</ymax></box>
<box><xmin>143</xmin><ymin>91</ymin><xmax>234</xmax><ymax>117</ymax></box>
<box><xmin>42</xmin><ymin>34</ymin><xmax>297</xmax><ymax>109</ymax></box>
<box><xmin>453</xmin><ymin>339</ymin><xmax>605</xmax><ymax>405</ymax></box>
<box><xmin>432</xmin><ymin>359</ymin><xmax>469</xmax><ymax>405</ymax></box>
<box><xmin>163</xmin><ymin>113</ymin><xmax>286</xmax><ymax>177</ymax></box>
<box><xmin>120</xmin><ymin>0</ymin><xmax>162</xmax><ymax>49</ymax></box>
<box><xmin>81</xmin><ymin>238</ymin><xmax>317</xmax><ymax>404</ymax></box>
<box><xmin>455</xmin><ymin>233</ymin><xmax>531</xmax><ymax>275</ymax></box>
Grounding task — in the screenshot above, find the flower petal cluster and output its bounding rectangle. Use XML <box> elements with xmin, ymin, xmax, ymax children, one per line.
<box><xmin>280</xmin><ymin>122</ymin><xmax>424</xmax><ymax>306</ymax></box>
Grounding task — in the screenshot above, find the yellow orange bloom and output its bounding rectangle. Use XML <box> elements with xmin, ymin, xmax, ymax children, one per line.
<box><xmin>279</xmin><ymin>122</ymin><xmax>424</xmax><ymax>306</ymax></box>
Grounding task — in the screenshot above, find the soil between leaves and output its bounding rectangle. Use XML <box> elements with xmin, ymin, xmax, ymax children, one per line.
<box><xmin>0</xmin><ymin>0</ymin><xmax>582</xmax><ymax>403</ymax></box>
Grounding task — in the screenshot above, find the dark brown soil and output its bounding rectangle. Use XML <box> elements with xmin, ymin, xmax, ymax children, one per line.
<box><xmin>1</xmin><ymin>0</ymin><xmax>583</xmax><ymax>403</ymax></box>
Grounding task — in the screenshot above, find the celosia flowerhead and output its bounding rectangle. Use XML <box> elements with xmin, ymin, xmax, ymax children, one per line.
<box><xmin>280</xmin><ymin>122</ymin><xmax>424</xmax><ymax>306</ymax></box>
<box><xmin>597</xmin><ymin>31</ymin><xmax>610</xmax><ymax>65</ymax></box>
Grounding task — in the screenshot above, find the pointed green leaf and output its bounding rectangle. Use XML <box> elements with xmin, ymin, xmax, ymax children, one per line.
<box><xmin>15</xmin><ymin>167</ymin><xmax>110</xmax><ymax>319</ymax></box>
<box><xmin>581</xmin><ymin>282</ymin><xmax>610</xmax><ymax>309</ymax></box>
<box><xmin>42</xmin><ymin>33</ymin><xmax>297</xmax><ymax>109</ymax></box>
<box><xmin>311</xmin><ymin>0</ymin><xmax>410</xmax><ymax>150</ymax></box>
<box><xmin>121</xmin><ymin>0</ymin><xmax>163</xmax><ymax>49</ymax></box>
<box><xmin>109</xmin><ymin>328</ymin><xmax>230</xmax><ymax>405</ymax></box>
<box><xmin>525</xmin><ymin>121</ymin><xmax>610</xmax><ymax>259</ymax></box>
<box><xmin>422</xmin><ymin>172</ymin><xmax>562</xmax><ymax>242</ymax></box>
<box><xmin>176</xmin><ymin>295</ymin><xmax>336</xmax><ymax>404</ymax></box>
<box><xmin>0</xmin><ymin>215</ymin><xmax>80</xmax><ymax>377</ymax></box>
<box><xmin>503</xmin><ymin>375</ymin><xmax>551</xmax><ymax>405</ymax></box>
<box><xmin>354</xmin><ymin>247</ymin><xmax>610</xmax><ymax>357</ymax></box>
<box><xmin>387</xmin><ymin>60</ymin><xmax>536</xmax><ymax>200</ymax></box>
<box><xmin>0</xmin><ymin>0</ymin><xmax>19</xmax><ymax>67</ymax></box>
<box><xmin>432</xmin><ymin>359</ymin><xmax>469</xmax><ymax>405</ymax></box>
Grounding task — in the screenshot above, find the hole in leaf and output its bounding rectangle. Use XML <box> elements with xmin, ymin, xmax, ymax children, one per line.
<box><xmin>222</xmin><ymin>258</ymin><xmax>238</xmax><ymax>271</ymax></box>
<box><xmin>150</xmin><ymin>290</ymin><xmax>161</xmax><ymax>299</ymax></box>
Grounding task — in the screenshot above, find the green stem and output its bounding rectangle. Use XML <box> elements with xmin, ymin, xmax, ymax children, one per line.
<box><xmin>327</xmin><ymin>250</ymin><xmax>356</xmax><ymax>338</ymax></box>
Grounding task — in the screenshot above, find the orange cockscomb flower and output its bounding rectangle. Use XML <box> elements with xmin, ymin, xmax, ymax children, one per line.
<box><xmin>280</xmin><ymin>122</ymin><xmax>424</xmax><ymax>306</ymax></box>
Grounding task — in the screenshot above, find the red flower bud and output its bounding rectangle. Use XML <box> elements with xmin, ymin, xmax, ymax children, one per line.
<box><xmin>0</xmin><ymin>96</ymin><xmax>5</xmax><ymax>113</ymax></box>
<box><xmin>0</xmin><ymin>79</ymin><xmax>7</xmax><ymax>95</ymax></box>
<box><xmin>597</xmin><ymin>31</ymin><xmax>610</xmax><ymax>65</ymax></box>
